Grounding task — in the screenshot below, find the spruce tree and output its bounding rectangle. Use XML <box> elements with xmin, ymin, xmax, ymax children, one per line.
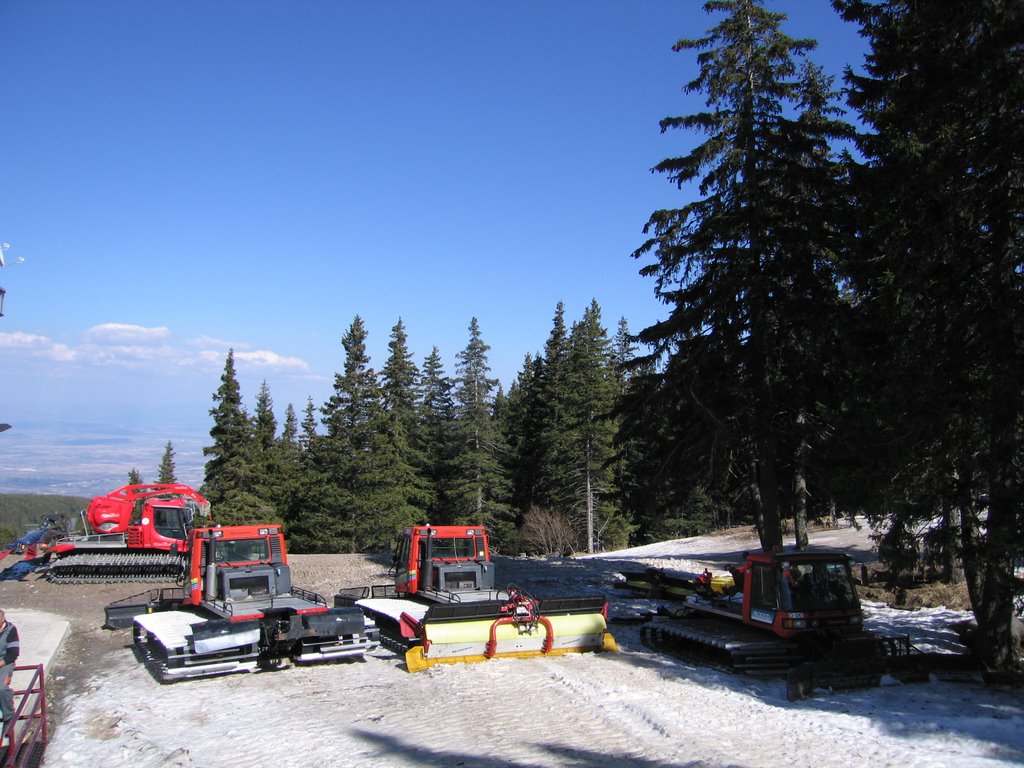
<box><xmin>378</xmin><ymin>319</ymin><xmax>430</xmax><ymax>534</ymax></box>
<box><xmin>630</xmin><ymin>0</ymin><xmax>851</xmax><ymax>551</ymax></box>
<box><xmin>837</xmin><ymin>0</ymin><xmax>1024</xmax><ymax>671</ymax></box>
<box><xmin>251</xmin><ymin>380</ymin><xmax>281</xmax><ymax>515</ymax></box>
<box><xmin>157</xmin><ymin>441</ymin><xmax>176</xmax><ymax>484</ymax></box>
<box><xmin>450</xmin><ymin>318</ymin><xmax>514</xmax><ymax>547</ymax></box>
<box><xmin>565</xmin><ymin>301</ymin><xmax>627</xmax><ymax>552</ymax></box>
<box><xmin>533</xmin><ymin>302</ymin><xmax>576</xmax><ymax>516</ymax></box>
<box><xmin>284</xmin><ymin>397</ymin><xmax>331</xmax><ymax>552</ymax></box>
<box><xmin>316</xmin><ymin>316</ymin><xmax>413</xmax><ymax>551</ymax></box>
<box><xmin>202</xmin><ymin>349</ymin><xmax>257</xmax><ymax>513</ymax></box>
<box><xmin>300</xmin><ymin>397</ymin><xmax>318</xmax><ymax>450</ymax></box>
<box><xmin>420</xmin><ymin>346</ymin><xmax>457</xmax><ymax>523</ymax></box>
<box><xmin>503</xmin><ymin>353</ymin><xmax>545</xmax><ymax>525</ymax></box>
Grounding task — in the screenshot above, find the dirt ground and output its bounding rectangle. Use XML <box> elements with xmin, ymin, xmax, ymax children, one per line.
<box><xmin>860</xmin><ymin>580</ymin><xmax>973</xmax><ymax>612</ymax></box>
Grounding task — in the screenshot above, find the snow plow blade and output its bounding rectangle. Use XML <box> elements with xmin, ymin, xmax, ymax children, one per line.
<box><xmin>403</xmin><ymin>594</ymin><xmax>618</xmax><ymax>672</ymax></box>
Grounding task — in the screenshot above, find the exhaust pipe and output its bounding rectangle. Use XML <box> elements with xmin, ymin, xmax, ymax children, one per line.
<box><xmin>205</xmin><ymin>534</ymin><xmax>217</xmax><ymax>602</ymax></box>
<box><xmin>423</xmin><ymin>527</ymin><xmax>434</xmax><ymax>591</ymax></box>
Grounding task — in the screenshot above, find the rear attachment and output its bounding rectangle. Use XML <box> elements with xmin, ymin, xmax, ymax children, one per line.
<box><xmin>133</xmin><ymin>611</ymin><xmax>262</xmax><ymax>681</ymax></box>
<box><xmin>46</xmin><ymin>552</ymin><xmax>186</xmax><ymax>583</ymax></box>
<box><xmin>131</xmin><ymin>606</ymin><xmax>380</xmax><ymax>681</ymax></box>
<box><xmin>403</xmin><ymin>587</ymin><xmax>617</xmax><ymax>672</ymax></box>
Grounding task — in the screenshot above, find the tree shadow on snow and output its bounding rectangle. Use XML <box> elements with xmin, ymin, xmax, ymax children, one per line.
<box><xmin>599</xmin><ymin>635</ymin><xmax>1024</xmax><ymax>758</ymax></box>
<box><xmin>351</xmin><ymin>726</ymin><xmax>713</xmax><ymax>768</ymax></box>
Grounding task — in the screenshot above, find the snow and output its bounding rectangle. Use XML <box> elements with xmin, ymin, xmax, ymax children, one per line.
<box><xmin>45</xmin><ymin>522</ymin><xmax>1023</xmax><ymax>767</ymax></box>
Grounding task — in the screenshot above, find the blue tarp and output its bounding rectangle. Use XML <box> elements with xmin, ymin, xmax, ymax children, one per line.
<box><xmin>0</xmin><ymin>524</ymin><xmax>49</xmax><ymax>580</ymax></box>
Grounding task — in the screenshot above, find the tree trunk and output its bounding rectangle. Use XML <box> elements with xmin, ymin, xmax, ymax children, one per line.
<box><xmin>749</xmin><ymin>456</ymin><xmax>765</xmax><ymax>546</ymax></box>
<box><xmin>793</xmin><ymin>412</ymin><xmax>810</xmax><ymax>550</ymax></box>
<box><xmin>757</xmin><ymin>432</ymin><xmax>784</xmax><ymax>552</ymax></box>
<box><xmin>971</xmin><ymin>248</ymin><xmax>1022</xmax><ymax>671</ymax></box>
<box><xmin>585</xmin><ymin>432</ymin><xmax>595</xmax><ymax>554</ymax></box>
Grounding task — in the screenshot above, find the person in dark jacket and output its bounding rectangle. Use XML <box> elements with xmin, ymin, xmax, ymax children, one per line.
<box><xmin>0</xmin><ymin>610</ymin><xmax>20</xmax><ymax>729</ymax></box>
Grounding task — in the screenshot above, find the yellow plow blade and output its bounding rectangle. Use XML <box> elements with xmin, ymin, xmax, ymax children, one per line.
<box><xmin>406</xmin><ymin>611</ymin><xmax>618</xmax><ymax>672</ymax></box>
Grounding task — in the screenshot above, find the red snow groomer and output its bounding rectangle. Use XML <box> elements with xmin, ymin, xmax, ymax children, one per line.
<box><xmin>637</xmin><ymin>549</ymin><xmax>977</xmax><ymax>699</ymax></box>
<box><xmin>106</xmin><ymin>524</ymin><xmax>380</xmax><ymax>681</ymax></box>
<box><xmin>29</xmin><ymin>483</ymin><xmax>212</xmax><ymax>583</ymax></box>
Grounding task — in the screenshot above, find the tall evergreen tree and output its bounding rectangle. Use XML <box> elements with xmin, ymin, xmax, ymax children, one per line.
<box><xmin>629</xmin><ymin>0</ymin><xmax>851</xmax><ymax>551</ymax></box>
<box><xmin>316</xmin><ymin>316</ymin><xmax>411</xmax><ymax>551</ymax></box>
<box><xmin>300</xmin><ymin>397</ymin><xmax>318</xmax><ymax>449</ymax></box>
<box><xmin>250</xmin><ymin>380</ymin><xmax>281</xmax><ymax>515</ymax></box>
<box><xmin>420</xmin><ymin>346</ymin><xmax>457</xmax><ymax>523</ymax></box>
<box><xmin>564</xmin><ymin>300</ymin><xmax>628</xmax><ymax>552</ymax></box>
<box><xmin>128</xmin><ymin>468</ymin><xmax>143</xmax><ymax>485</ymax></box>
<box><xmin>533</xmin><ymin>302</ymin><xmax>576</xmax><ymax>515</ymax></box>
<box><xmin>275</xmin><ymin>402</ymin><xmax>303</xmax><ymax>517</ymax></box>
<box><xmin>202</xmin><ymin>349</ymin><xmax>257</xmax><ymax>514</ymax></box>
<box><xmin>836</xmin><ymin>0</ymin><xmax>1024</xmax><ymax>671</ymax></box>
<box><xmin>157</xmin><ymin>441</ymin><xmax>176</xmax><ymax>484</ymax></box>
<box><xmin>503</xmin><ymin>353</ymin><xmax>545</xmax><ymax>523</ymax></box>
<box><xmin>450</xmin><ymin>318</ymin><xmax>514</xmax><ymax>546</ymax></box>
<box><xmin>284</xmin><ymin>397</ymin><xmax>331</xmax><ymax>552</ymax></box>
<box><xmin>378</xmin><ymin>318</ymin><xmax>430</xmax><ymax>532</ymax></box>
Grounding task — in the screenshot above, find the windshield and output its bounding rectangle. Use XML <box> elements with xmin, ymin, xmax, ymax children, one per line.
<box><xmin>428</xmin><ymin>537</ymin><xmax>478</xmax><ymax>560</ymax></box>
<box><xmin>778</xmin><ymin>561</ymin><xmax>858</xmax><ymax>612</ymax></box>
<box><xmin>151</xmin><ymin>504</ymin><xmax>186</xmax><ymax>539</ymax></box>
<box><xmin>214</xmin><ymin>538</ymin><xmax>269</xmax><ymax>563</ymax></box>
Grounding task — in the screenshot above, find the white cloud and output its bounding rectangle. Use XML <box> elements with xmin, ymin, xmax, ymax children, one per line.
<box><xmin>0</xmin><ymin>331</ymin><xmax>77</xmax><ymax>361</ymax></box>
<box><xmin>186</xmin><ymin>335</ymin><xmax>252</xmax><ymax>350</ymax></box>
<box><xmin>197</xmin><ymin>347</ymin><xmax>310</xmax><ymax>374</ymax></box>
<box><xmin>234</xmin><ymin>349</ymin><xmax>310</xmax><ymax>373</ymax></box>
<box><xmin>85</xmin><ymin>323</ymin><xmax>173</xmax><ymax>344</ymax></box>
<box><xmin>2</xmin><ymin>325</ymin><xmax>311</xmax><ymax>380</ymax></box>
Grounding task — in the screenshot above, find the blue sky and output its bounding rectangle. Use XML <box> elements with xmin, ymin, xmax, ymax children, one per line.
<box><xmin>0</xmin><ymin>1</ymin><xmax>867</xmax><ymax>498</ymax></box>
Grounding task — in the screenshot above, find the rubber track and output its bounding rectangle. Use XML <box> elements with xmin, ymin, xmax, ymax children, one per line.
<box><xmin>46</xmin><ymin>552</ymin><xmax>186</xmax><ymax>584</ymax></box>
<box><xmin>641</xmin><ymin>617</ymin><xmax>804</xmax><ymax>677</ymax></box>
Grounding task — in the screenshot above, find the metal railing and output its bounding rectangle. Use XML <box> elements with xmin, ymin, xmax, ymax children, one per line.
<box><xmin>2</xmin><ymin>663</ymin><xmax>47</xmax><ymax>768</ymax></box>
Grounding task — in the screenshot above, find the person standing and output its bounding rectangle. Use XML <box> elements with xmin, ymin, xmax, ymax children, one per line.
<box><xmin>0</xmin><ymin>610</ymin><xmax>20</xmax><ymax>730</ymax></box>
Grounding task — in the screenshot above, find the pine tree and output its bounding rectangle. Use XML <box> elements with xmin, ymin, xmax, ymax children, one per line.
<box><xmin>450</xmin><ymin>318</ymin><xmax>514</xmax><ymax>547</ymax></box>
<box><xmin>420</xmin><ymin>346</ymin><xmax>457</xmax><ymax>523</ymax></box>
<box><xmin>630</xmin><ymin>0</ymin><xmax>851</xmax><ymax>551</ymax></box>
<box><xmin>128</xmin><ymin>468</ymin><xmax>143</xmax><ymax>485</ymax></box>
<box><xmin>503</xmin><ymin>353</ymin><xmax>545</xmax><ymax>525</ymax></box>
<box><xmin>564</xmin><ymin>301</ymin><xmax>628</xmax><ymax>552</ymax></box>
<box><xmin>316</xmin><ymin>316</ymin><xmax>411</xmax><ymax>551</ymax></box>
<box><xmin>202</xmin><ymin>349</ymin><xmax>257</xmax><ymax>513</ymax></box>
<box><xmin>157</xmin><ymin>441</ymin><xmax>176</xmax><ymax>484</ymax></box>
<box><xmin>275</xmin><ymin>402</ymin><xmax>302</xmax><ymax>508</ymax></box>
<box><xmin>836</xmin><ymin>0</ymin><xmax>1024</xmax><ymax>671</ymax></box>
<box><xmin>283</xmin><ymin>397</ymin><xmax>331</xmax><ymax>553</ymax></box>
<box><xmin>378</xmin><ymin>319</ymin><xmax>430</xmax><ymax>533</ymax></box>
<box><xmin>300</xmin><ymin>397</ymin><xmax>318</xmax><ymax>450</ymax></box>
<box><xmin>533</xmin><ymin>302</ymin><xmax>575</xmax><ymax>516</ymax></box>
<box><xmin>248</xmin><ymin>380</ymin><xmax>286</xmax><ymax>523</ymax></box>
